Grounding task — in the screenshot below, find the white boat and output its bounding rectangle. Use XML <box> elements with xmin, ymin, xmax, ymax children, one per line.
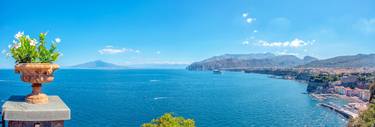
<box><xmin>213</xmin><ymin>70</ymin><xmax>222</xmax><ymax>74</ymax></box>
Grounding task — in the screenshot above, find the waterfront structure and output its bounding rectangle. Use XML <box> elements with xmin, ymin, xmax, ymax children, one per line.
<box><xmin>2</xmin><ymin>96</ymin><xmax>71</xmax><ymax>127</ymax></box>
<box><xmin>334</xmin><ymin>86</ymin><xmax>370</xmax><ymax>101</ymax></box>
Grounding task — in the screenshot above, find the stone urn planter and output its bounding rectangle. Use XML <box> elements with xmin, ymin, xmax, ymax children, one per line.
<box><xmin>15</xmin><ymin>63</ymin><xmax>59</xmax><ymax>104</ymax></box>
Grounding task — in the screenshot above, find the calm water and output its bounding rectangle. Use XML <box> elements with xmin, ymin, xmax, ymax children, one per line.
<box><xmin>0</xmin><ymin>69</ymin><xmax>347</xmax><ymax>127</ymax></box>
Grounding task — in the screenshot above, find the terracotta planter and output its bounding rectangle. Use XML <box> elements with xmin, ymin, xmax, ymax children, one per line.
<box><xmin>15</xmin><ymin>63</ymin><xmax>59</xmax><ymax>104</ymax></box>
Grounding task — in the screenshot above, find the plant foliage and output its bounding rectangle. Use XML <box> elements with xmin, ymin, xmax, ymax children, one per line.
<box><xmin>349</xmin><ymin>104</ymin><xmax>375</xmax><ymax>127</ymax></box>
<box><xmin>7</xmin><ymin>32</ymin><xmax>61</xmax><ymax>63</ymax></box>
<box><xmin>142</xmin><ymin>113</ymin><xmax>195</xmax><ymax>127</ymax></box>
<box><xmin>349</xmin><ymin>82</ymin><xmax>375</xmax><ymax>127</ymax></box>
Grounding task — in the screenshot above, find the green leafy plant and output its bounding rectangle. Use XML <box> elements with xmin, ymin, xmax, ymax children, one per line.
<box><xmin>349</xmin><ymin>104</ymin><xmax>375</xmax><ymax>127</ymax></box>
<box><xmin>6</xmin><ymin>32</ymin><xmax>61</xmax><ymax>63</ymax></box>
<box><xmin>349</xmin><ymin>82</ymin><xmax>375</xmax><ymax>127</ymax></box>
<box><xmin>142</xmin><ymin>113</ymin><xmax>195</xmax><ymax>127</ymax></box>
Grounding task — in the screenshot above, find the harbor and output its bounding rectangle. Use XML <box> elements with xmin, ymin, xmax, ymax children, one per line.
<box><xmin>319</xmin><ymin>103</ymin><xmax>358</xmax><ymax>119</ymax></box>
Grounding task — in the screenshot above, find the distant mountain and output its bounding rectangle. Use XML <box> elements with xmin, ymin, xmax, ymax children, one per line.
<box><xmin>303</xmin><ymin>56</ymin><xmax>319</xmax><ymax>63</ymax></box>
<box><xmin>201</xmin><ymin>53</ymin><xmax>276</xmax><ymax>63</ymax></box>
<box><xmin>187</xmin><ymin>53</ymin><xmax>317</xmax><ymax>71</ymax></box>
<box><xmin>71</xmin><ymin>60</ymin><xmax>127</xmax><ymax>69</ymax></box>
<box><xmin>300</xmin><ymin>54</ymin><xmax>375</xmax><ymax>68</ymax></box>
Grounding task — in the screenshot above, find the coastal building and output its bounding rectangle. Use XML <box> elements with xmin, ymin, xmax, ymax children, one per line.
<box><xmin>359</xmin><ymin>89</ymin><xmax>371</xmax><ymax>101</ymax></box>
<box><xmin>330</xmin><ymin>81</ymin><xmax>342</xmax><ymax>86</ymax></box>
<box><xmin>341</xmin><ymin>75</ymin><xmax>358</xmax><ymax>86</ymax></box>
<box><xmin>334</xmin><ymin>86</ymin><xmax>346</xmax><ymax>95</ymax></box>
<box><xmin>352</xmin><ymin>88</ymin><xmax>361</xmax><ymax>97</ymax></box>
<box><xmin>345</xmin><ymin>88</ymin><xmax>353</xmax><ymax>96</ymax></box>
<box><xmin>334</xmin><ymin>86</ymin><xmax>371</xmax><ymax>101</ymax></box>
<box><xmin>357</xmin><ymin>81</ymin><xmax>369</xmax><ymax>89</ymax></box>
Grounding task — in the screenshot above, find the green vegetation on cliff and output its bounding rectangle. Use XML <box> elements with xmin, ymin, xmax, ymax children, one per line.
<box><xmin>142</xmin><ymin>113</ymin><xmax>195</xmax><ymax>127</ymax></box>
<box><xmin>349</xmin><ymin>104</ymin><xmax>375</xmax><ymax>127</ymax></box>
<box><xmin>349</xmin><ymin>83</ymin><xmax>375</xmax><ymax>127</ymax></box>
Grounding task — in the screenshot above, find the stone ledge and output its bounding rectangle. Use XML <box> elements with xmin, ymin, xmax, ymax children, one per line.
<box><xmin>2</xmin><ymin>96</ymin><xmax>70</xmax><ymax>121</ymax></box>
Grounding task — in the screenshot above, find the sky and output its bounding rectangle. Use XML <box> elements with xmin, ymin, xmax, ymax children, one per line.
<box><xmin>1</xmin><ymin>0</ymin><xmax>375</xmax><ymax>68</ymax></box>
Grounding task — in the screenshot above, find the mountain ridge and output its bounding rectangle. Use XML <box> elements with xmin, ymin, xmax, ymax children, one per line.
<box><xmin>300</xmin><ymin>54</ymin><xmax>375</xmax><ymax>68</ymax></box>
<box><xmin>71</xmin><ymin>60</ymin><xmax>127</xmax><ymax>69</ymax></box>
<box><xmin>187</xmin><ymin>53</ymin><xmax>375</xmax><ymax>70</ymax></box>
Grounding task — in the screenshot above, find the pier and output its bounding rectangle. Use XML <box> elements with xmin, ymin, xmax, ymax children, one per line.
<box><xmin>319</xmin><ymin>103</ymin><xmax>358</xmax><ymax>119</ymax></box>
<box><xmin>311</xmin><ymin>94</ymin><xmax>327</xmax><ymax>100</ymax></box>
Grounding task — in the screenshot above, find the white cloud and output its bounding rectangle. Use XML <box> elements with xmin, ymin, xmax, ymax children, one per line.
<box><xmin>355</xmin><ymin>18</ymin><xmax>375</xmax><ymax>34</ymax></box>
<box><xmin>242</xmin><ymin>12</ymin><xmax>255</xmax><ymax>24</ymax></box>
<box><xmin>275</xmin><ymin>50</ymin><xmax>300</xmax><ymax>56</ymax></box>
<box><xmin>242</xmin><ymin>13</ymin><xmax>248</xmax><ymax>18</ymax></box>
<box><xmin>98</xmin><ymin>46</ymin><xmax>140</xmax><ymax>55</ymax></box>
<box><xmin>289</xmin><ymin>39</ymin><xmax>307</xmax><ymax>48</ymax></box>
<box><xmin>98</xmin><ymin>48</ymin><xmax>124</xmax><ymax>54</ymax></box>
<box><xmin>253</xmin><ymin>30</ymin><xmax>258</xmax><ymax>33</ymax></box>
<box><xmin>242</xmin><ymin>41</ymin><xmax>249</xmax><ymax>45</ymax></box>
<box><xmin>156</xmin><ymin>51</ymin><xmax>161</xmax><ymax>54</ymax></box>
<box><xmin>256</xmin><ymin>38</ymin><xmax>314</xmax><ymax>48</ymax></box>
<box><xmin>246</xmin><ymin>18</ymin><xmax>256</xmax><ymax>24</ymax></box>
<box><xmin>105</xmin><ymin>45</ymin><xmax>113</xmax><ymax>48</ymax></box>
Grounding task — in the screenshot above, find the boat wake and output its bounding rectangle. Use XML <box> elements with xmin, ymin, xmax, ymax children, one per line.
<box><xmin>149</xmin><ymin>80</ymin><xmax>160</xmax><ymax>82</ymax></box>
<box><xmin>153</xmin><ymin>97</ymin><xmax>169</xmax><ymax>100</ymax></box>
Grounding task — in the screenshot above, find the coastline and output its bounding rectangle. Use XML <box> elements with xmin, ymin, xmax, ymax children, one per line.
<box><xmin>231</xmin><ymin>70</ymin><xmax>367</xmax><ymax>120</ymax></box>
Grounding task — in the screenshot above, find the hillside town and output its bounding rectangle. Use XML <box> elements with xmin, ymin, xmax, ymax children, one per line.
<box><xmin>303</xmin><ymin>68</ymin><xmax>374</xmax><ymax>100</ymax></box>
<box><xmin>239</xmin><ymin>67</ymin><xmax>375</xmax><ymax>109</ymax></box>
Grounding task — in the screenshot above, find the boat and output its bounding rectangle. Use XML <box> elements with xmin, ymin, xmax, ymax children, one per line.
<box><xmin>213</xmin><ymin>70</ymin><xmax>222</xmax><ymax>74</ymax></box>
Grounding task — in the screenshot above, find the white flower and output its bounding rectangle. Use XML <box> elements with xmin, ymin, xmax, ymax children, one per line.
<box><xmin>12</xmin><ymin>40</ymin><xmax>17</xmax><ymax>44</ymax></box>
<box><xmin>29</xmin><ymin>39</ymin><xmax>37</xmax><ymax>46</ymax></box>
<box><xmin>14</xmin><ymin>43</ymin><xmax>21</xmax><ymax>49</ymax></box>
<box><xmin>55</xmin><ymin>38</ymin><xmax>61</xmax><ymax>43</ymax></box>
<box><xmin>14</xmin><ymin>31</ymin><xmax>24</xmax><ymax>39</ymax></box>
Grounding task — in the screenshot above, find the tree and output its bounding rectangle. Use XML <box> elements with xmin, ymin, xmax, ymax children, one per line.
<box><xmin>142</xmin><ymin>113</ymin><xmax>195</xmax><ymax>127</ymax></box>
<box><xmin>349</xmin><ymin>104</ymin><xmax>375</xmax><ymax>127</ymax></box>
<box><xmin>349</xmin><ymin>82</ymin><xmax>375</xmax><ymax>127</ymax></box>
<box><xmin>369</xmin><ymin>82</ymin><xmax>375</xmax><ymax>103</ymax></box>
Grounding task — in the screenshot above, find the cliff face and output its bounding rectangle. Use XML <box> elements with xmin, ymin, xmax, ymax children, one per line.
<box><xmin>306</xmin><ymin>82</ymin><xmax>330</xmax><ymax>93</ymax></box>
<box><xmin>187</xmin><ymin>53</ymin><xmax>316</xmax><ymax>71</ymax></box>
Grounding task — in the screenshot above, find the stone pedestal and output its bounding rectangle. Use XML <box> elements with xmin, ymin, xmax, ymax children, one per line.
<box><xmin>1</xmin><ymin>96</ymin><xmax>70</xmax><ymax>127</ymax></box>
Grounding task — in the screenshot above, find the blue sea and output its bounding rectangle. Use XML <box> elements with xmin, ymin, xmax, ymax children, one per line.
<box><xmin>0</xmin><ymin>69</ymin><xmax>347</xmax><ymax>127</ymax></box>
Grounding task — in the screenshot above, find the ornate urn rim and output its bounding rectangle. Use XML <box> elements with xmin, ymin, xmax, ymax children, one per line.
<box><xmin>15</xmin><ymin>63</ymin><xmax>59</xmax><ymax>73</ymax></box>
